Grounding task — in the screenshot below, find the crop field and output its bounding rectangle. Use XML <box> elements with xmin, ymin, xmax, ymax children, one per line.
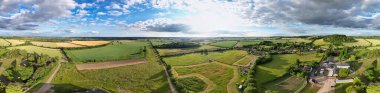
<box><xmin>150</xmin><ymin>39</ymin><xmax>174</xmax><ymax>46</ymax></box>
<box><xmin>31</xmin><ymin>41</ymin><xmax>58</xmax><ymax>48</ymax></box>
<box><xmin>8</xmin><ymin>45</ymin><xmax>63</xmax><ymax>58</ymax></box>
<box><xmin>174</xmin><ymin>62</ymin><xmax>234</xmax><ymax>93</ymax></box>
<box><xmin>284</xmin><ymin>38</ymin><xmax>312</xmax><ymax>43</ymax></box>
<box><xmin>343</xmin><ymin>38</ymin><xmax>371</xmax><ymax>47</ymax></box>
<box><xmin>0</xmin><ymin>39</ymin><xmax>10</xmax><ymax>46</ymax></box>
<box><xmin>367</xmin><ymin>46</ymin><xmax>380</xmax><ymax>50</ymax></box>
<box><xmin>255</xmin><ymin>53</ymin><xmax>321</xmax><ymax>84</ymax></box>
<box><xmin>264</xmin><ymin>75</ymin><xmax>305</xmax><ymax>93</ymax></box>
<box><xmin>32</xmin><ymin>41</ymin><xmax>85</xmax><ymax>48</ymax></box>
<box><xmin>176</xmin><ymin>77</ymin><xmax>207</xmax><ymax>92</ymax></box>
<box><xmin>157</xmin><ymin>45</ymin><xmax>219</xmax><ymax>56</ymax></box>
<box><xmin>313</xmin><ymin>39</ymin><xmax>329</xmax><ymax>46</ymax></box>
<box><xmin>56</xmin><ymin>43</ymin><xmax>84</xmax><ymax>48</ymax></box>
<box><xmin>71</xmin><ymin>41</ymin><xmax>110</xmax><ymax>46</ymax></box>
<box><xmin>163</xmin><ymin>50</ymin><xmax>247</xmax><ymax>66</ymax></box>
<box><xmin>6</xmin><ymin>39</ymin><xmax>25</xmax><ymax>46</ymax></box>
<box><xmin>365</xmin><ymin>39</ymin><xmax>380</xmax><ymax>46</ymax></box>
<box><xmin>210</xmin><ymin>41</ymin><xmax>238</xmax><ymax>48</ymax></box>
<box><xmin>233</xmin><ymin>55</ymin><xmax>256</xmax><ymax>66</ymax></box>
<box><xmin>65</xmin><ymin>41</ymin><xmax>146</xmax><ymax>62</ymax></box>
<box><xmin>237</xmin><ymin>40</ymin><xmax>262</xmax><ymax>47</ymax></box>
<box><xmin>52</xmin><ymin>46</ymin><xmax>170</xmax><ymax>93</ymax></box>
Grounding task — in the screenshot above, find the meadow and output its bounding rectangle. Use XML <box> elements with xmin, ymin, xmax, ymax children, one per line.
<box><xmin>52</xmin><ymin>46</ymin><xmax>170</xmax><ymax>93</ymax></box>
<box><xmin>174</xmin><ymin>62</ymin><xmax>234</xmax><ymax>93</ymax></box>
<box><xmin>210</xmin><ymin>41</ymin><xmax>238</xmax><ymax>48</ymax></box>
<box><xmin>163</xmin><ymin>50</ymin><xmax>247</xmax><ymax>66</ymax></box>
<box><xmin>31</xmin><ymin>41</ymin><xmax>58</xmax><ymax>48</ymax></box>
<box><xmin>65</xmin><ymin>41</ymin><xmax>146</xmax><ymax>62</ymax></box>
<box><xmin>284</xmin><ymin>38</ymin><xmax>312</xmax><ymax>43</ymax></box>
<box><xmin>365</xmin><ymin>39</ymin><xmax>380</xmax><ymax>46</ymax></box>
<box><xmin>234</xmin><ymin>55</ymin><xmax>256</xmax><ymax>66</ymax></box>
<box><xmin>176</xmin><ymin>77</ymin><xmax>207</xmax><ymax>92</ymax></box>
<box><xmin>264</xmin><ymin>75</ymin><xmax>305</xmax><ymax>93</ymax></box>
<box><xmin>255</xmin><ymin>52</ymin><xmax>321</xmax><ymax>84</ymax></box>
<box><xmin>237</xmin><ymin>40</ymin><xmax>262</xmax><ymax>47</ymax></box>
<box><xmin>7</xmin><ymin>45</ymin><xmax>63</xmax><ymax>58</ymax></box>
<box><xmin>6</xmin><ymin>39</ymin><xmax>25</xmax><ymax>46</ymax></box>
<box><xmin>71</xmin><ymin>41</ymin><xmax>110</xmax><ymax>46</ymax></box>
<box><xmin>343</xmin><ymin>38</ymin><xmax>371</xmax><ymax>47</ymax></box>
<box><xmin>0</xmin><ymin>39</ymin><xmax>10</xmax><ymax>46</ymax></box>
<box><xmin>150</xmin><ymin>39</ymin><xmax>174</xmax><ymax>46</ymax></box>
<box><xmin>313</xmin><ymin>39</ymin><xmax>329</xmax><ymax>46</ymax></box>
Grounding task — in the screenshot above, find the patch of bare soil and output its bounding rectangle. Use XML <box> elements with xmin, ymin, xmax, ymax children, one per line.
<box><xmin>76</xmin><ymin>59</ymin><xmax>146</xmax><ymax>70</ymax></box>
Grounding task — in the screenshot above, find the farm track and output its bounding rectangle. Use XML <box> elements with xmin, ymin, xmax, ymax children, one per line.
<box><xmin>172</xmin><ymin>67</ymin><xmax>216</xmax><ymax>93</ymax></box>
<box><xmin>214</xmin><ymin>62</ymin><xmax>239</xmax><ymax>93</ymax></box>
<box><xmin>76</xmin><ymin>59</ymin><xmax>146</xmax><ymax>70</ymax></box>
<box><xmin>34</xmin><ymin>62</ymin><xmax>62</xmax><ymax>93</ymax></box>
<box><xmin>233</xmin><ymin>55</ymin><xmax>256</xmax><ymax>67</ymax></box>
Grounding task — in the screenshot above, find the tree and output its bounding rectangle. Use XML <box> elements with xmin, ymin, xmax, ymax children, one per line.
<box><xmin>0</xmin><ymin>82</ymin><xmax>5</xmax><ymax>92</ymax></box>
<box><xmin>243</xmin><ymin>86</ymin><xmax>255</xmax><ymax>93</ymax></box>
<box><xmin>6</xmin><ymin>84</ymin><xmax>22</xmax><ymax>93</ymax></box>
<box><xmin>372</xmin><ymin>59</ymin><xmax>378</xmax><ymax>68</ymax></box>
<box><xmin>338</xmin><ymin>68</ymin><xmax>350</xmax><ymax>78</ymax></box>
<box><xmin>353</xmin><ymin>77</ymin><xmax>366</xmax><ymax>92</ymax></box>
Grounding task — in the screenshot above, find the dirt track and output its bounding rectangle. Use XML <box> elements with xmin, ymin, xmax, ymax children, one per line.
<box><xmin>76</xmin><ymin>59</ymin><xmax>146</xmax><ymax>70</ymax></box>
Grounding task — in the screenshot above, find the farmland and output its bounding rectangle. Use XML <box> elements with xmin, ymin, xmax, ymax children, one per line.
<box><xmin>157</xmin><ymin>45</ymin><xmax>220</xmax><ymax>56</ymax></box>
<box><xmin>7</xmin><ymin>45</ymin><xmax>63</xmax><ymax>58</ymax></box>
<box><xmin>343</xmin><ymin>38</ymin><xmax>371</xmax><ymax>47</ymax></box>
<box><xmin>233</xmin><ymin>55</ymin><xmax>256</xmax><ymax>66</ymax></box>
<box><xmin>163</xmin><ymin>50</ymin><xmax>247</xmax><ymax>66</ymax></box>
<box><xmin>65</xmin><ymin>41</ymin><xmax>146</xmax><ymax>62</ymax></box>
<box><xmin>210</xmin><ymin>41</ymin><xmax>238</xmax><ymax>48</ymax></box>
<box><xmin>365</xmin><ymin>39</ymin><xmax>380</xmax><ymax>46</ymax></box>
<box><xmin>255</xmin><ymin>53</ymin><xmax>321</xmax><ymax>84</ymax></box>
<box><xmin>6</xmin><ymin>39</ymin><xmax>25</xmax><ymax>46</ymax></box>
<box><xmin>0</xmin><ymin>39</ymin><xmax>10</xmax><ymax>46</ymax></box>
<box><xmin>71</xmin><ymin>41</ymin><xmax>110</xmax><ymax>46</ymax></box>
<box><xmin>264</xmin><ymin>75</ymin><xmax>305</xmax><ymax>93</ymax></box>
<box><xmin>284</xmin><ymin>38</ymin><xmax>312</xmax><ymax>43</ymax></box>
<box><xmin>52</xmin><ymin>46</ymin><xmax>170</xmax><ymax>93</ymax></box>
<box><xmin>174</xmin><ymin>62</ymin><xmax>234</xmax><ymax>93</ymax></box>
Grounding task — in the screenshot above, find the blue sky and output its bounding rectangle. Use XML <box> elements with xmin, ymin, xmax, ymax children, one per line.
<box><xmin>1</xmin><ymin>0</ymin><xmax>380</xmax><ymax>37</ymax></box>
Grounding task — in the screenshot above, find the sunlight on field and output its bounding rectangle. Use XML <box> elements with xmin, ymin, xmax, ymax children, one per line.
<box><xmin>8</xmin><ymin>46</ymin><xmax>63</xmax><ymax>58</ymax></box>
<box><xmin>6</xmin><ymin>39</ymin><xmax>25</xmax><ymax>46</ymax></box>
<box><xmin>71</xmin><ymin>41</ymin><xmax>110</xmax><ymax>46</ymax></box>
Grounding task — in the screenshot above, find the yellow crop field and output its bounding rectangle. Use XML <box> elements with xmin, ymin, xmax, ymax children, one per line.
<box><xmin>6</xmin><ymin>39</ymin><xmax>25</xmax><ymax>46</ymax></box>
<box><xmin>8</xmin><ymin>46</ymin><xmax>63</xmax><ymax>58</ymax></box>
<box><xmin>343</xmin><ymin>39</ymin><xmax>371</xmax><ymax>47</ymax></box>
<box><xmin>31</xmin><ymin>41</ymin><xmax>58</xmax><ymax>48</ymax></box>
<box><xmin>0</xmin><ymin>39</ymin><xmax>10</xmax><ymax>46</ymax></box>
<box><xmin>71</xmin><ymin>41</ymin><xmax>110</xmax><ymax>46</ymax></box>
<box><xmin>56</xmin><ymin>43</ymin><xmax>84</xmax><ymax>48</ymax></box>
<box><xmin>365</xmin><ymin>39</ymin><xmax>380</xmax><ymax>46</ymax></box>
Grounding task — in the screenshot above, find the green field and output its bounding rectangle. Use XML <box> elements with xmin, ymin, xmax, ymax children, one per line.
<box><xmin>52</xmin><ymin>46</ymin><xmax>170</xmax><ymax>93</ymax></box>
<box><xmin>0</xmin><ymin>39</ymin><xmax>10</xmax><ymax>46</ymax></box>
<box><xmin>284</xmin><ymin>38</ymin><xmax>312</xmax><ymax>43</ymax></box>
<box><xmin>255</xmin><ymin>53</ymin><xmax>321</xmax><ymax>84</ymax></box>
<box><xmin>174</xmin><ymin>62</ymin><xmax>234</xmax><ymax>93</ymax></box>
<box><xmin>65</xmin><ymin>41</ymin><xmax>146</xmax><ymax>62</ymax></box>
<box><xmin>234</xmin><ymin>55</ymin><xmax>256</xmax><ymax>66</ymax></box>
<box><xmin>264</xmin><ymin>75</ymin><xmax>305</xmax><ymax>93</ymax></box>
<box><xmin>343</xmin><ymin>38</ymin><xmax>371</xmax><ymax>47</ymax></box>
<box><xmin>176</xmin><ymin>77</ymin><xmax>207</xmax><ymax>92</ymax></box>
<box><xmin>313</xmin><ymin>39</ymin><xmax>329</xmax><ymax>46</ymax></box>
<box><xmin>7</xmin><ymin>46</ymin><xmax>63</xmax><ymax>58</ymax></box>
<box><xmin>237</xmin><ymin>40</ymin><xmax>262</xmax><ymax>47</ymax></box>
<box><xmin>157</xmin><ymin>45</ymin><xmax>219</xmax><ymax>56</ymax></box>
<box><xmin>163</xmin><ymin>50</ymin><xmax>247</xmax><ymax>66</ymax></box>
<box><xmin>210</xmin><ymin>41</ymin><xmax>238</xmax><ymax>48</ymax></box>
<box><xmin>300</xmin><ymin>84</ymin><xmax>320</xmax><ymax>93</ymax></box>
<box><xmin>150</xmin><ymin>39</ymin><xmax>174</xmax><ymax>46</ymax></box>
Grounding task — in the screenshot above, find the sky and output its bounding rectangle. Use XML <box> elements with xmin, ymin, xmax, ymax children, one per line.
<box><xmin>1</xmin><ymin>0</ymin><xmax>380</xmax><ymax>37</ymax></box>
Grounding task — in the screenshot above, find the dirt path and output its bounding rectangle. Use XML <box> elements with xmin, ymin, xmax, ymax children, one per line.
<box><xmin>317</xmin><ymin>78</ymin><xmax>335</xmax><ymax>93</ymax></box>
<box><xmin>76</xmin><ymin>59</ymin><xmax>146</xmax><ymax>70</ymax></box>
<box><xmin>214</xmin><ymin>62</ymin><xmax>239</xmax><ymax>93</ymax></box>
<box><xmin>34</xmin><ymin>62</ymin><xmax>62</xmax><ymax>93</ymax></box>
<box><xmin>172</xmin><ymin>68</ymin><xmax>216</xmax><ymax>93</ymax></box>
<box><xmin>163</xmin><ymin>66</ymin><xmax>178</xmax><ymax>93</ymax></box>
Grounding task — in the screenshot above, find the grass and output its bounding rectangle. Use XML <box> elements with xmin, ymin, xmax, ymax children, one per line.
<box><xmin>5</xmin><ymin>39</ymin><xmax>25</xmax><ymax>46</ymax></box>
<box><xmin>163</xmin><ymin>50</ymin><xmax>247</xmax><ymax>66</ymax></box>
<box><xmin>264</xmin><ymin>75</ymin><xmax>305</xmax><ymax>93</ymax></box>
<box><xmin>157</xmin><ymin>45</ymin><xmax>219</xmax><ymax>56</ymax></box>
<box><xmin>71</xmin><ymin>41</ymin><xmax>110</xmax><ymax>46</ymax></box>
<box><xmin>52</xmin><ymin>46</ymin><xmax>170</xmax><ymax>93</ymax></box>
<box><xmin>7</xmin><ymin>46</ymin><xmax>63</xmax><ymax>58</ymax></box>
<box><xmin>237</xmin><ymin>40</ymin><xmax>262</xmax><ymax>47</ymax></box>
<box><xmin>343</xmin><ymin>38</ymin><xmax>371</xmax><ymax>47</ymax></box>
<box><xmin>365</xmin><ymin>39</ymin><xmax>380</xmax><ymax>46</ymax></box>
<box><xmin>284</xmin><ymin>38</ymin><xmax>312</xmax><ymax>43</ymax></box>
<box><xmin>150</xmin><ymin>39</ymin><xmax>174</xmax><ymax>46</ymax></box>
<box><xmin>65</xmin><ymin>41</ymin><xmax>146</xmax><ymax>62</ymax></box>
<box><xmin>176</xmin><ymin>77</ymin><xmax>207</xmax><ymax>92</ymax></box>
<box><xmin>313</xmin><ymin>39</ymin><xmax>329</xmax><ymax>46</ymax></box>
<box><xmin>335</xmin><ymin>83</ymin><xmax>352</xmax><ymax>93</ymax></box>
<box><xmin>0</xmin><ymin>39</ymin><xmax>10</xmax><ymax>46</ymax></box>
<box><xmin>300</xmin><ymin>84</ymin><xmax>320</xmax><ymax>93</ymax></box>
<box><xmin>174</xmin><ymin>62</ymin><xmax>234</xmax><ymax>93</ymax></box>
<box><xmin>255</xmin><ymin>52</ymin><xmax>321</xmax><ymax>84</ymax></box>
<box><xmin>233</xmin><ymin>55</ymin><xmax>256</xmax><ymax>66</ymax></box>
<box><xmin>31</xmin><ymin>41</ymin><xmax>58</xmax><ymax>48</ymax></box>
<box><xmin>210</xmin><ymin>41</ymin><xmax>238</xmax><ymax>48</ymax></box>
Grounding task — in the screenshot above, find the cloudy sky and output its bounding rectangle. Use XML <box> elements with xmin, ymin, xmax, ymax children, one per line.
<box><xmin>1</xmin><ymin>0</ymin><xmax>380</xmax><ymax>37</ymax></box>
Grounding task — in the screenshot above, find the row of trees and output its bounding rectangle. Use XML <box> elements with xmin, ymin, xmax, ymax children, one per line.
<box><xmin>323</xmin><ymin>34</ymin><xmax>357</xmax><ymax>46</ymax></box>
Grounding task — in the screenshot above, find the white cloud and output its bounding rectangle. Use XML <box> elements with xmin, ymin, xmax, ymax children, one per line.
<box><xmin>89</xmin><ymin>31</ymin><xmax>100</xmax><ymax>34</ymax></box>
<box><xmin>108</xmin><ymin>11</ymin><xmax>123</xmax><ymax>16</ymax></box>
<box><xmin>77</xmin><ymin>10</ymin><xmax>88</xmax><ymax>17</ymax></box>
<box><xmin>111</xmin><ymin>3</ymin><xmax>122</xmax><ymax>9</ymax></box>
<box><xmin>97</xmin><ymin>12</ymin><xmax>106</xmax><ymax>15</ymax></box>
<box><xmin>78</xmin><ymin>3</ymin><xmax>94</xmax><ymax>9</ymax></box>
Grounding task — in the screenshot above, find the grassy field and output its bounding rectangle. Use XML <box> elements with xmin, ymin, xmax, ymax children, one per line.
<box><xmin>52</xmin><ymin>46</ymin><xmax>170</xmax><ymax>93</ymax></box>
<box><xmin>335</xmin><ymin>83</ymin><xmax>352</xmax><ymax>93</ymax></box>
<box><xmin>210</xmin><ymin>41</ymin><xmax>238</xmax><ymax>48</ymax></box>
<box><xmin>284</xmin><ymin>38</ymin><xmax>312</xmax><ymax>43</ymax></box>
<box><xmin>163</xmin><ymin>50</ymin><xmax>247</xmax><ymax>66</ymax></box>
<box><xmin>176</xmin><ymin>77</ymin><xmax>207</xmax><ymax>92</ymax></box>
<box><xmin>237</xmin><ymin>40</ymin><xmax>262</xmax><ymax>47</ymax></box>
<box><xmin>31</xmin><ymin>41</ymin><xmax>58</xmax><ymax>47</ymax></box>
<box><xmin>264</xmin><ymin>75</ymin><xmax>305</xmax><ymax>93</ymax></box>
<box><xmin>7</xmin><ymin>46</ymin><xmax>63</xmax><ymax>58</ymax></box>
<box><xmin>313</xmin><ymin>39</ymin><xmax>329</xmax><ymax>46</ymax></box>
<box><xmin>157</xmin><ymin>45</ymin><xmax>219</xmax><ymax>56</ymax></box>
<box><xmin>365</xmin><ymin>39</ymin><xmax>380</xmax><ymax>46</ymax></box>
<box><xmin>0</xmin><ymin>39</ymin><xmax>10</xmax><ymax>46</ymax></box>
<box><xmin>367</xmin><ymin>46</ymin><xmax>380</xmax><ymax>50</ymax></box>
<box><xmin>5</xmin><ymin>39</ymin><xmax>25</xmax><ymax>46</ymax></box>
<box><xmin>234</xmin><ymin>55</ymin><xmax>256</xmax><ymax>66</ymax></box>
<box><xmin>150</xmin><ymin>39</ymin><xmax>174</xmax><ymax>46</ymax></box>
<box><xmin>343</xmin><ymin>38</ymin><xmax>371</xmax><ymax>47</ymax></box>
<box><xmin>255</xmin><ymin>53</ymin><xmax>321</xmax><ymax>84</ymax></box>
<box><xmin>174</xmin><ymin>62</ymin><xmax>234</xmax><ymax>93</ymax></box>
<box><xmin>300</xmin><ymin>84</ymin><xmax>320</xmax><ymax>93</ymax></box>
<box><xmin>66</xmin><ymin>41</ymin><xmax>146</xmax><ymax>62</ymax></box>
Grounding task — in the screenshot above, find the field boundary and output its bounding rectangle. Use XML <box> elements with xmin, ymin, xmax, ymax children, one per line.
<box><xmin>76</xmin><ymin>59</ymin><xmax>146</xmax><ymax>70</ymax></box>
<box><xmin>172</xmin><ymin>67</ymin><xmax>216</xmax><ymax>93</ymax></box>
